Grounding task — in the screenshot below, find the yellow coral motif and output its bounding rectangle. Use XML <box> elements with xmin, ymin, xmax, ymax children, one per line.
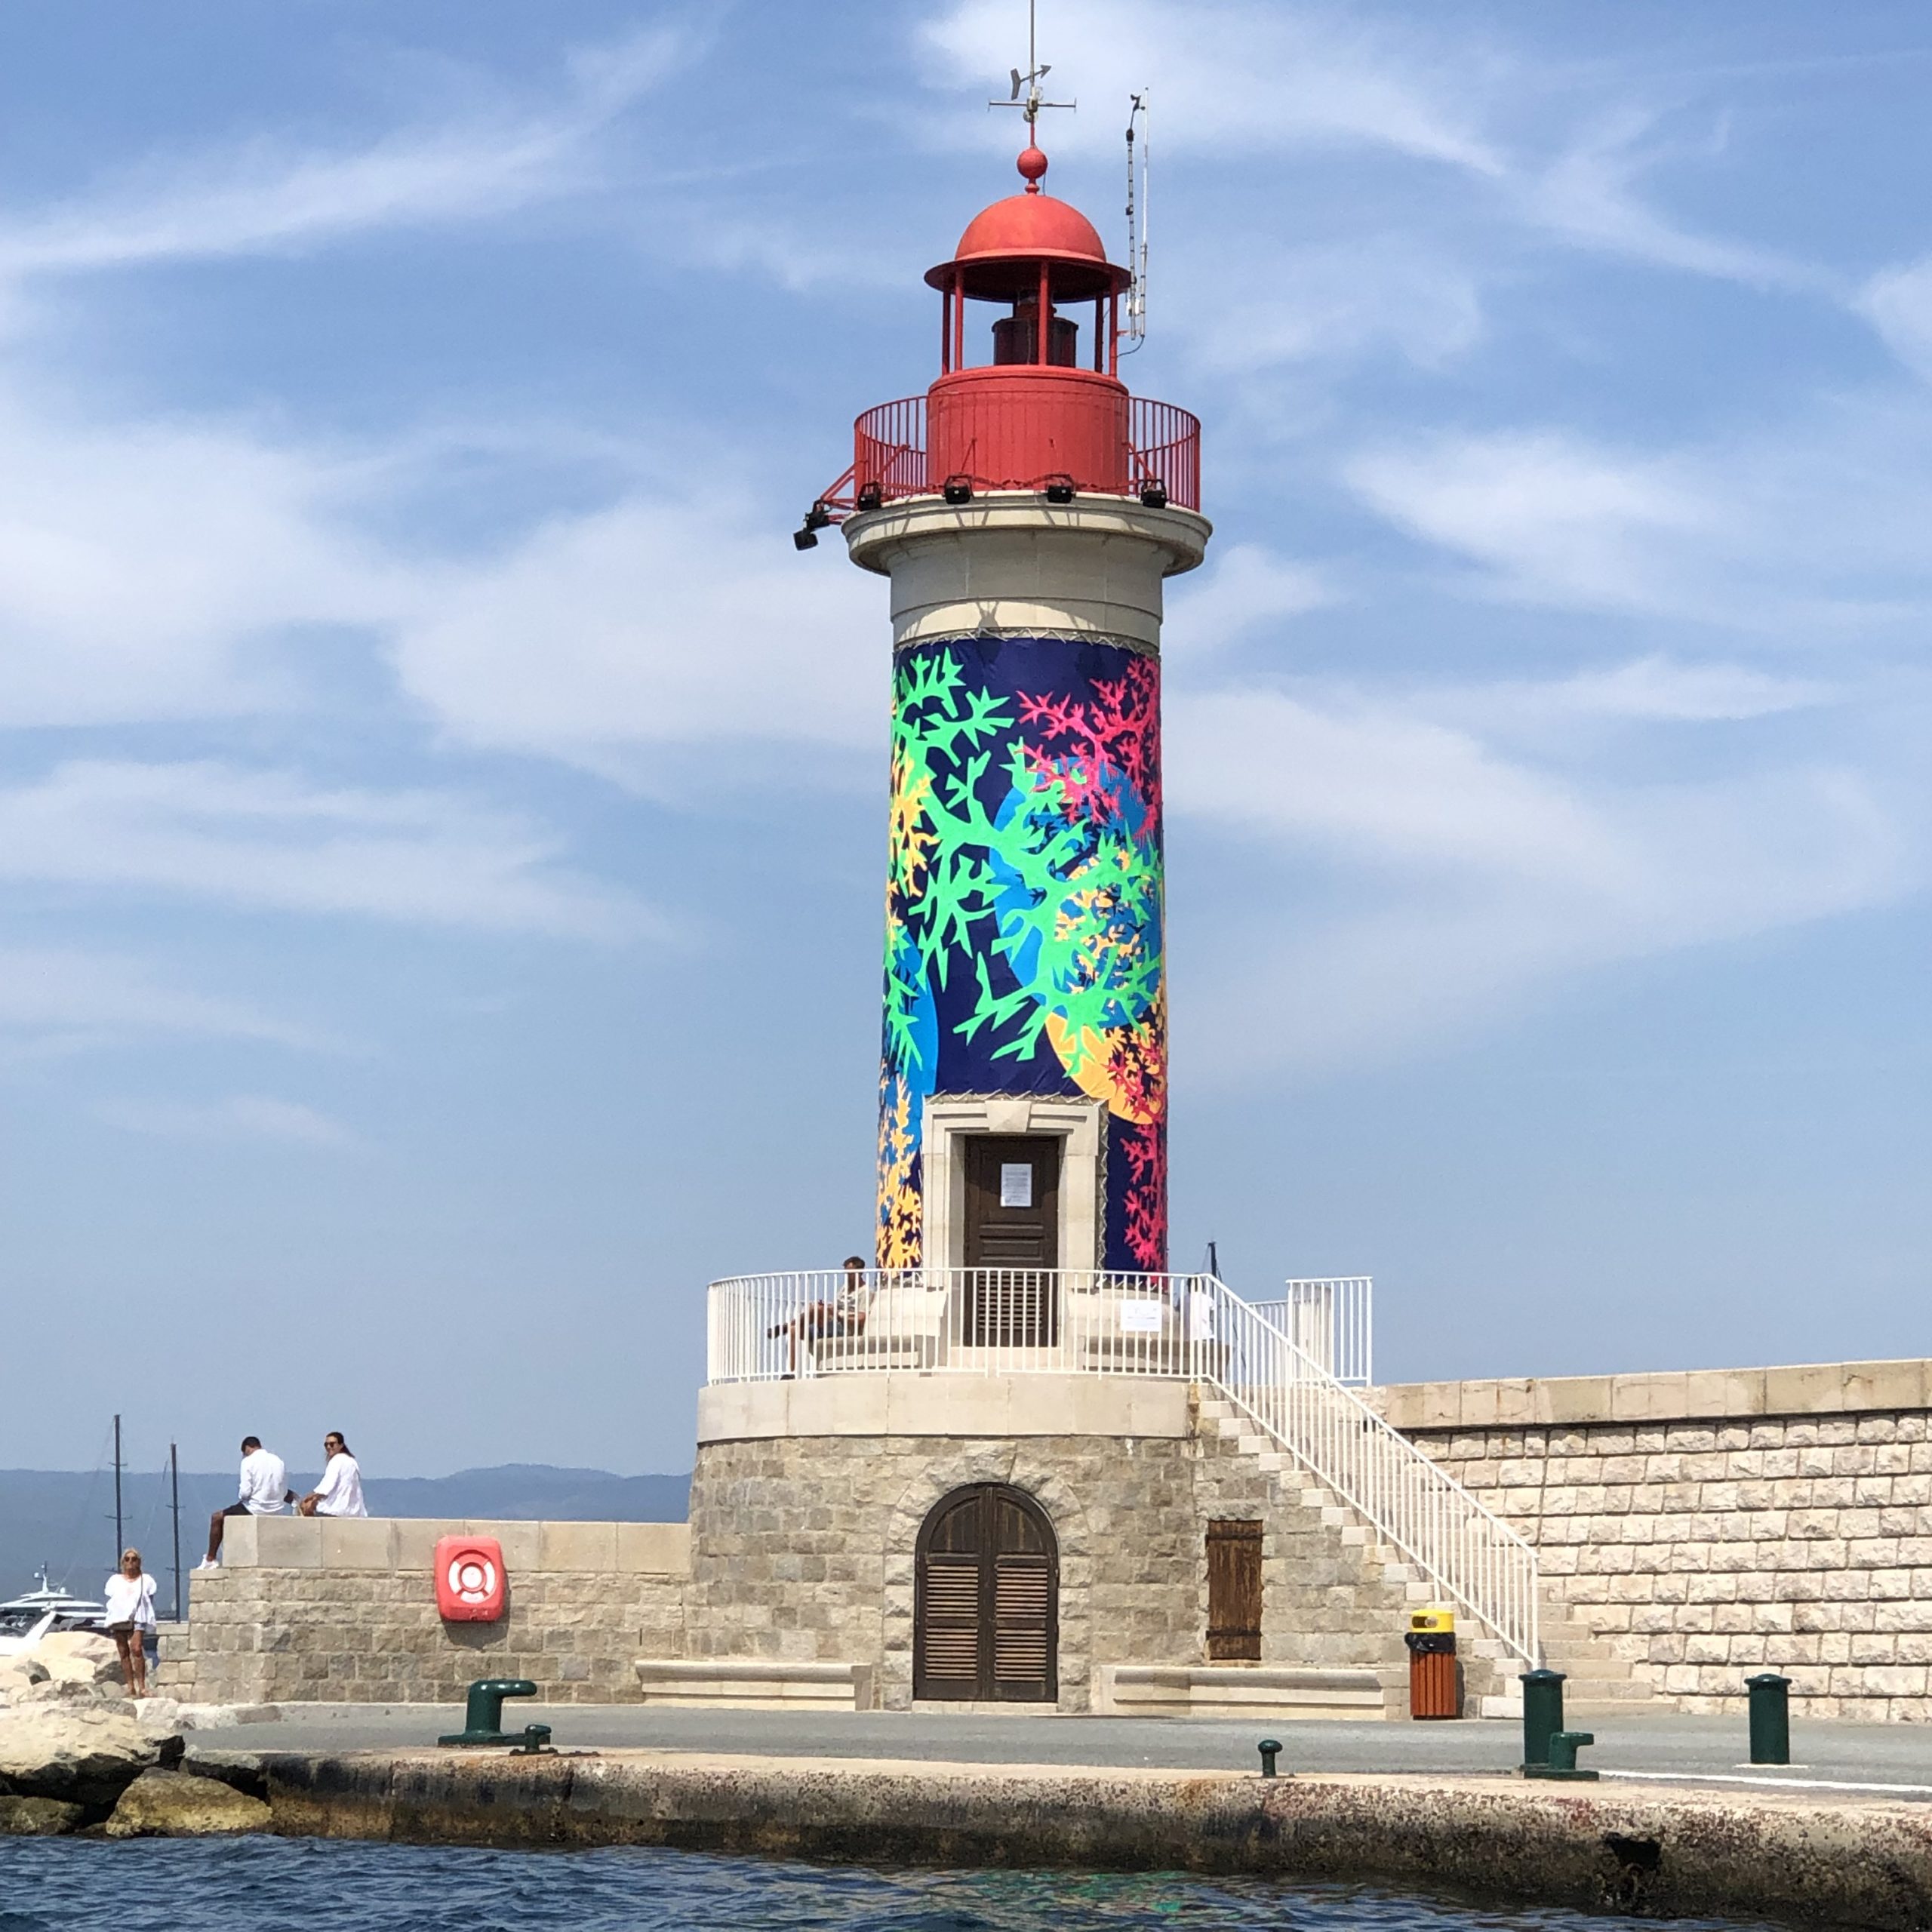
<box><xmin>1044</xmin><ymin>998</ymin><xmax>1164</xmax><ymax>1126</ymax></box>
<box><xmin>875</xmin><ymin>1075</ymin><xmax>923</xmax><ymax>1268</ymax></box>
<box><xmin>887</xmin><ymin>744</ymin><xmax>936</xmax><ymax>903</ymax></box>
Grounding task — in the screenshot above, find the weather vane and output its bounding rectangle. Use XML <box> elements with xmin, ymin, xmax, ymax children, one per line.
<box><xmin>990</xmin><ymin>0</ymin><xmax>1075</xmax><ymax>142</ymax></box>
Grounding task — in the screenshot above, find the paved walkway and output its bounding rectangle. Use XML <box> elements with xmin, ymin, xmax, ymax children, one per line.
<box><xmin>194</xmin><ymin>1703</ymin><xmax>1932</xmax><ymax>1795</ymax></box>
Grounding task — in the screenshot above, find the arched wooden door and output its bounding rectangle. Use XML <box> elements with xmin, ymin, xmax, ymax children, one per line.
<box><xmin>914</xmin><ymin>1484</ymin><xmax>1058</xmax><ymax>1702</ymax></box>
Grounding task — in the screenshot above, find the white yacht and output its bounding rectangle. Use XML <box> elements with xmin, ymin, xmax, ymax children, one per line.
<box><xmin>0</xmin><ymin>1568</ymin><xmax>109</xmax><ymax>1654</ymax></box>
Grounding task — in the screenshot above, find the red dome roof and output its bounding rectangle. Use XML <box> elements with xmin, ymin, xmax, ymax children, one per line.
<box><xmin>925</xmin><ymin>168</ymin><xmax>1131</xmax><ymax>303</ymax></box>
<box><xmin>955</xmin><ymin>192</ymin><xmax>1108</xmax><ymax>269</ymax></box>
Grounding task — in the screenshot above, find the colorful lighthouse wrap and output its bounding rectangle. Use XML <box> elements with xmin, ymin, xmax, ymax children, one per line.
<box><xmin>878</xmin><ymin>632</ymin><xmax>1166</xmax><ymax>1273</ymax></box>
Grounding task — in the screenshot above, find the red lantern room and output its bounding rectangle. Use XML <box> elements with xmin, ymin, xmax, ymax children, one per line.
<box><xmin>797</xmin><ymin>143</ymin><xmax>1198</xmax><ymax>543</ymax></box>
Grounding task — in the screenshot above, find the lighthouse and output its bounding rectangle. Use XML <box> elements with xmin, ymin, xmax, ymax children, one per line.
<box><xmin>803</xmin><ymin>128</ymin><xmax>1211</xmax><ymax>1303</ymax></box>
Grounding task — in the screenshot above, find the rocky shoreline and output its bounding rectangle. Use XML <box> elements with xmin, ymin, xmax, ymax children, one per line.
<box><xmin>0</xmin><ymin>1632</ymin><xmax>269</xmax><ymax>1837</ymax></box>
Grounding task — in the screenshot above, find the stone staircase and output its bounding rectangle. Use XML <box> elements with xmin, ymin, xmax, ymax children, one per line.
<box><xmin>1195</xmin><ymin>1393</ymin><xmax>1663</xmax><ymax>1718</ymax></box>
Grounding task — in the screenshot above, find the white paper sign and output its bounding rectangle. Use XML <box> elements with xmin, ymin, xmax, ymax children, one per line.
<box><xmin>999</xmin><ymin>1163</ymin><xmax>1032</xmax><ymax>1208</ymax></box>
<box><xmin>1119</xmin><ymin>1302</ymin><xmax>1164</xmax><ymax>1334</ymax></box>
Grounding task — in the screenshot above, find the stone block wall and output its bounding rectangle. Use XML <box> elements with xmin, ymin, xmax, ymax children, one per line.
<box><xmin>1380</xmin><ymin>1359</ymin><xmax>1932</xmax><ymax>1720</ymax></box>
<box><xmin>159</xmin><ymin>1516</ymin><xmax>689</xmax><ymax>1706</ymax></box>
<box><xmin>688</xmin><ymin>1389</ymin><xmax>1421</xmax><ymax>1712</ymax></box>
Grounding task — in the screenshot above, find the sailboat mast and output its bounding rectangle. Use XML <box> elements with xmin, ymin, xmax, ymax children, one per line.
<box><xmin>170</xmin><ymin>1442</ymin><xmax>182</xmax><ymax>1622</ymax></box>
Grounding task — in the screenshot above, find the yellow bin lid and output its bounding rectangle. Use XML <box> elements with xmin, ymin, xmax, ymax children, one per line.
<box><xmin>1409</xmin><ymin>1607</ymin><xmax>1455</xmax><ymax>1633</ymax></box>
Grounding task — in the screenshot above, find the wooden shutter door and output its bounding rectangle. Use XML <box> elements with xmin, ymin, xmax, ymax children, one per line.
<box><xmin>917</xmin><ymin>1552</ymin><xmax>983</xmax><ymax>1697</ymax></box>
<box><xmin>989</xmin><ymin>1487</ymin><xmax>1057</xmax><ymax>1701</ymax></box>
<box><xmin>1206</xmin><ymin>1519</ymin><xmax>1263</xmax><ymax>1661</ymax></box>
<box><xmin>916</xmin><ymin>1485</ymin><xmax>1058</xmax><ymax>1702</ymax></box>
<box><xmin>992</xmin><ymin>1552</ymin><xmax>1054</xmax><ymax>1700</ymax></box>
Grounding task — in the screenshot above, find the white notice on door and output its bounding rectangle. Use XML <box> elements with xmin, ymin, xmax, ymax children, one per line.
<box><xmin>999</xmin><ymin>1163</ymin><xmax>1032</xmax><ymax>1208</ymax></box>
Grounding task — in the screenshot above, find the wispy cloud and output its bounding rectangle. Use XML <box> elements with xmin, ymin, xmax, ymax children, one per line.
<box><xmin>1343</xmin><ymin>413</ymin><xmax>1932</xmax><ymax>634</ymax></box>
<box><xmin>1480</xmin><ymin>656</ymin><xmax>1838</xmax><ymax>727</ymax></box>
<box><xmin>1168</xmin><ymin>685</ymin><xmax>1914</xmax><ymax>1074</ymax></box>
<box><xmin>0</xmin><ymin>761</ymin><xmax>656</xmax><ymax>939</ymax></box>
<box><xmin>1178</xmin><ymin>238</ymin><xmax>1486</xmax><ymax>374</ymax></box>
<box><xmin>0</xmin><ymin>947</ymin><xmax>320</xmax><ymax>1053</ymax></box>
<box><xmin>94</xmin><ymin>1093</ymin><xmax>359</xmax><ymax>1149</ymax></box>
<box><xmin>1858</xmin><ymin>255</ymin><xmax>1932</xmax><ymax>383</ymax></box>
<box><xmin>0</xmin><ymin>29</ymin><xmax>688</xmax><ymax>285</ymax></box>
<box><xmin>1516</xmin><ymin>109</ymin><xmax>1824</xmax><ymax>291</ymax></box>
<box><xmin>1164</xmin><ymin>544</ymin><xmax>1336</xmax><ymax>655</ymax></box>
<box><xmin>1346</xmin><ymin>430</ymin><xmax>1721</xmax><ymax>617</ymax></box>
<box><xmin>922</xmin><ymin>0</ymin><xmax>1506</xmax><ymax>174</ymax></box>
<box><xmin>0</xmin><ymin>399</ymin><xmax>396</xmax><ymax>727</ymax></box>
<box><xmin>392</xmin><ymin>496</ymin><xmax>879</xmax><ymax>778</ymax></box>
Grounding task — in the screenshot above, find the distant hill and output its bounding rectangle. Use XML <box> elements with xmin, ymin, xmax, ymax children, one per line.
<box><xmin>0</xmin><ymin>1463</ymin><xmax>691</xmax><ymax>1607</ymax></box>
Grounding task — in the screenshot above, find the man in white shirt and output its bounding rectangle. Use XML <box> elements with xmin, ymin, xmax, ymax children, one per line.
<box><xmin>300</xmin><ymin>1432</ymin><xmax>368</xmax><ymax>1518</ymax></box>
<box><xmin>199</xmin><ymin>1435</ymin><xmax>294</xmax><ymax>1567</ymax></box>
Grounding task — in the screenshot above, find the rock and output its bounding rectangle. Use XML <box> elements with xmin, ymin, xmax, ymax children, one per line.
<box><xmin>177</xmin><ymin>1704</ymin><xmax>242</xmax><ymax>1730</ymax></box>
<box><xmin>105</xmin><ymin>1769</ymin><xmax>271</xmax><ymax>1838</ymax></box>
<box><xmin>0</xmin><ymin>1657</ymin><xmax>49</xmax><ymax>1696</ymax></box>
<box><xmin>34</xmin><ymin>1631</ymin><xmax>120</xmax><ymax>1668</ymax></box>
<box><xmin>34</xmin><ymin>1632</ymin><xmax>125</xmax><ymax>1688</ymax></box>
<box><xmin>135</xmin><ymin>1697</ymin><xmax>183</xmax><ymax>1739</ymax></box>
<box><xmin>0</xmin><ymin>1795</ymin><xmax>86</xmax><ymax>1836</ymax></box>
<box><xmin>13</xmin><ymin>1678</ymin><xmax>130</xmax><ymax>1707</ymax></box>
<box><xmin>0</xmin><ymin>1698</ymin><xmax>158</xmax><ymax>1807</ymax></box>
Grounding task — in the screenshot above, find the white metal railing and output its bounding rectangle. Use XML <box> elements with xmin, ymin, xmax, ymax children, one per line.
<box><xmin>1196</xmin><ymin>1276</ymin><xmax>1539</xmax><ymax>1668</ymax></box>
<box><xmin>706</xmin><ymin>1269</ymin><xmax>1213</xmax><ymax>1383</ymax></box>
<box><xmin>704</xmin><ymin>1267</ymin><xmax>1538</xmax><ymax>1666</ymax></box>
<box><xmin>1251</xmin><ymin>1278</ymin><xmax>1374</xmax><ymax>1386</ymax></box>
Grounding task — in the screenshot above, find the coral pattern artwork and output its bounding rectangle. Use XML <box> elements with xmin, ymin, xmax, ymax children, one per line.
<box><xmin>878</xmin><ymin>633</ymin><xmax>1166</xmax><ymax>1272</ymax></box>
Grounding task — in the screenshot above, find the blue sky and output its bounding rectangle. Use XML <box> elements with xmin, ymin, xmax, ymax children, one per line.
<box><xmin>2</xmin><ymin>2</ymin><xmax>1929</xmax><ymax>1478</ymax></box>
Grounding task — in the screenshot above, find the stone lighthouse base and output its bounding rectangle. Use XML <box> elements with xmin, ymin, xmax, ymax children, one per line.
<box><xmin>686</xmin><ymin>1375</ymin><xmax>1481</xmax><ymax>1716</ymax></box>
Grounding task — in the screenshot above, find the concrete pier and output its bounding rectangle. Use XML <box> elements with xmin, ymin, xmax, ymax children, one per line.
<box><xmin>174</xmin><ymin>1744</ymin><xmax>1932</xmax><ymax>1929</ymax></box>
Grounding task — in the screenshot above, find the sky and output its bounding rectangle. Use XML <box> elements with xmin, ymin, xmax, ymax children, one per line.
<box><xmin>2</xmin><ymin>1</ymin><xmax>1929</xmax><ymax>1481</ymax></box>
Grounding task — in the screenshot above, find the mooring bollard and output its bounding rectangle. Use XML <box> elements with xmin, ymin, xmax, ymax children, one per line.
<box><xmin>1527</xmin><ymin>1730</ymin><xmax>1598</xmax><ymax>1781</ymax></box>
<box><xmin>1746</xmin><ymin>1671</ymin><xmax>1792</xmax><ymax>1766</ymax></box>
<box><xmin>1257</xmin><ymin>1737</ymin><xmax>1282</xmax><ymax>1779</ymax></box>
<box><xmin>1518</xmin><ymin>1667</ymin><xmax>1566</xmax><ymax>1772</ymax></box>
<box><xmin>438</xmin><ymin>1677</ymin><xmax>540</xmax><ymax>1746</ymax></box>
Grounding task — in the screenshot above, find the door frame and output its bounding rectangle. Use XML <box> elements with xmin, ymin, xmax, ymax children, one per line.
<box><xmin>921</xmin><ymin>1096</ymin><xmax>1103</xmax><ymax>1272</ymax></box>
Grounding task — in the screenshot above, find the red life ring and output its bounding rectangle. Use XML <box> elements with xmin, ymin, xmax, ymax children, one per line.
<box><xmin>433</xmin><ymin>1534</ymin><xmax>506</xmax><ymax>1622</ymax></box>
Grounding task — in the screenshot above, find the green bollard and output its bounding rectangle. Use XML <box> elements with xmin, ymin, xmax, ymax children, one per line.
<box><xmin>1527</xmin><ymin>1730</ymin><xmax>1598</xmax><ymax>1781</ymax></box>
<box><xmin>1519</xmin><ymin>1668</ymin><xmax>1566</xmax><ymax>1772</ymax></box>
<box><xmin>1746</xmin><ymin>1672</ymin><xmax>1792</xmax><ymax>1766</ymax></box>
<box><xmin>1257</xmin><ymin>1738</ymin><xmax>1282</xmax><ymax>1779</ymax></box>
<box><xmin>438</xmin><ymin>1677</ymin><xmax>540</xmax><ymax>1746</ymax></box>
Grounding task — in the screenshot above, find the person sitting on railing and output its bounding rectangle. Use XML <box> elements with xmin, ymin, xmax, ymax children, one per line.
<box><xmin>768</xmin><ymin>1256</ymin><xmax>873</xmax><ymax>1376</ymax></box>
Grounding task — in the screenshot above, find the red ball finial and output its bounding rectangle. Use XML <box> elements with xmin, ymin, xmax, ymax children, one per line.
<box><xmin>1017</xmin><ymin>145</ymin><xmax>1048</xmax><ymax>192</ymax></box>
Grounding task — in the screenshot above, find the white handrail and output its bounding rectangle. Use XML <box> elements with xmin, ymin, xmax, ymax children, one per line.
<box><xmin>703</xmin><ymin>1267</ymin><xmax>1538</xmax><ymax>1666</ymax></box>
<box><xmin>706</xmin><ymin>1268</ymin><xmax>1208</xmax><ymax>1383</ymax></box>
<box><xmin>1251</xmin><ymin>1278</ymin><xmax>1373</xmax><ymax>1385</ymax></box>
<box><xmin>1193</xmin><ymin>1276</ymin><xmax>1539</xmax><ymax>1667</ymax></box>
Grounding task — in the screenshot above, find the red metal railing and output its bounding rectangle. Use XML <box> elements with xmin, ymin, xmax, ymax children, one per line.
<box><xmin>832</xmin><ymin>392</ymin><xmax>1200</xmax><ymax>516</ymax></box>
<box><xmin>1126</xmin><ymin>398</ymin><xmax>1201</xmax><ymax>515</ymax></box>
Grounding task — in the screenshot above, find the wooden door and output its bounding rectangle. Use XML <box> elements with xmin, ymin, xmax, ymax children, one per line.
<box><xmin>961</xmin><ymin>1136</ymin><xmax>1060</xmax><ymax>1346</ymax></box>
<box><xmin>915</xmin><ymin>1484</ymin><xmax>1058</xmax><ymax>1702</ymax></box>
<box><xmin>1206</xmin><ymin>1518</ymin><xmax>1263</xmax><ymax>1662</ymax></box>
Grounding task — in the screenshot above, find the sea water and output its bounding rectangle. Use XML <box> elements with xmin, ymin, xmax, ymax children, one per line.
<box><xmin>0</xmin><ymin>1838</ymin><xmax>1778</xmax><ymax>1932</ymax></box>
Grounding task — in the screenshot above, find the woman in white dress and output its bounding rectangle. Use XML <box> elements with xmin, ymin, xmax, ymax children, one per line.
<box><xmin>103</xmin><ymin>1548</ymin><xmax>158</xmax><ymax>1699</ymax></box>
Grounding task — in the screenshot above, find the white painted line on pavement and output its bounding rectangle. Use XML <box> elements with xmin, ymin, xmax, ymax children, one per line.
<box><xmin>1601</xmin><ymin>1769</ymin><xmax>1932</xmax><ymax>1796</ymax></box>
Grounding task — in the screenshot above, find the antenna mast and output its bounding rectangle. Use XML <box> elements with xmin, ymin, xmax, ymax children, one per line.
<box><xmin>1123</xmin><ymin>91</ymin><xmax>1149</xmax><ymax>353</ymax></box>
